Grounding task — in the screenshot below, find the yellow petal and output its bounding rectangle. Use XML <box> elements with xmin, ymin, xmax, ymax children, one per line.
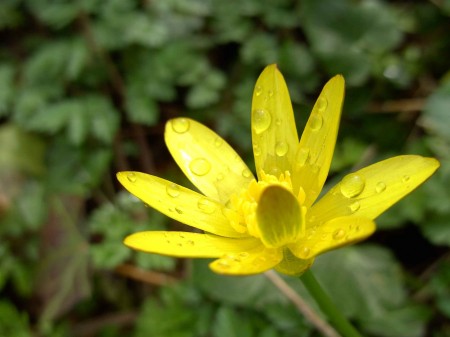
<box><xmin>210</xmin><ymin>246</ymin><xmax>282</xmax><ymax>275</ymax></box>
<box><xmin>292</xmin><ymin>75</ymin><xmax>345</xmax><ymax>207</ymax></box>
<box><xmin>256</xmin><ymin>185</ymin><xmax>304</xmax><ymax>248</ymax></box>
<box><xmin>117</xmin><ymin>171</ymin><xmax>244</xmax><ymax>238</ymax></box>
<box><xmin>275</xmin><ymin>248</ymin><xmax>315</xmax><ymax>276</ymax></box>
<box><xmin>164</xmin><ymin>118</ymin><xmax>254</xmax><ymax>203</ymax></box>
<box><xmin>309</xmin><ymin>155</ymin><xmax>440</xmax><ymax>223</ymax></box>
<box><xmin>289</xmin><ymin>216</ymin><xmax>375</xmax><ymax>260</ymax></box>
<box><xmin>124</xmin><ymin>231</ymin><xmax>262</xmax><ymax>258</ymax></box>
<box><xmin>251</xmin><ymin>64</ymin><xmax>299</xmax><ymax>178</ymax></box>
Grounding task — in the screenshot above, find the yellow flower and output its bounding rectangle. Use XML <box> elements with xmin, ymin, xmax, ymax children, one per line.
<box><xmin>117</xmin><ymin>64</ymin><xmax>439</xmax><ymax>276</ymax></box>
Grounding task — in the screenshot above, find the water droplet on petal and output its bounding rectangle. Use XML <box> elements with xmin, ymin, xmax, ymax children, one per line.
<box><xmin>275</xmin><ymin>141</ymin><xmax>289</xmax><ymax>157</ymax></box>
<box><xmin>268</xmin><ymin>90</ymin><xmax>274</xmax><ymax>98</ymax></box>
<box><xmin>197</xmin><ymin>198</ymin><xmax>216</xmax><ymax>214</ymax></box>
<box><xmin>299</xmin><ymin>246</ymin><xmax>311</xmax><ymax>259</ymax></box>
<box><xmin>375</xmin><ymin>181</ymin><xmax>386</xmax><ymax>193</ymax></box>
<box><xmin>126</xmin><ymin>172</ymin><xmax>137</xmax><ymax>182</ymax></box>
<box><xmin>171</xmin><ymin>118</ymin><xmax>190</xmax><ymax>133</ymax></box>
<box><xmin>175</xmin><ymin>207</ymin><xmax>183</xmax><ymax>214</ymax></box>
<box><xmin>189</xmin><ymin>158</ymin><xmax>211</xmax><ymax>176</ymax></box>
<box><xmin>296</xmin><ymin>148</ymin><xmax>310</xmax><ymax>168</ymax></box>
<box><xmin>253</xmin><ymin>144</ymin><xmax>261</xmax><ymax>156</ymax></box>
<box><xmin>340</xmin><ymin>174</ymin><xmax>365</xmax><ymax>198</ymax></box>
<box><xmin>186</xmin><ymin>240</ymin><xmax>195</xmax><ymax>246</ymax></box>
<box><xmin>252</xmin><ymin>109</ymin><xmax>272</xmax><ymax>134</ymax></box>
<box><xmin>317</xmin><ymin>97</ymin><xmax>328</xmax><ymax>112</ymax></box>
<box><xmin>402</xmin><ymin>175</ymin><xmax>410</xmax><ymax>183</ymax></box>
<box><xmin>242</xmin><ymin>168</ymin><xmax>252</xmax><ymax>178</ymax></box>
<box><xmin>238</xmin><ymin>252</ymin><xmax>249</xmax><ymax>259</ymax></box>
<box><xmin>275</xmin><ymin>118</ymin><xmax>282</xmax><ymax>126</ymax></box>
<box><xmin>216</xmin><ymin>173</ymin><xmax>224</xmax><ymax>181</ymax></box>
<box><xmin>309</xmin><ymin>113</ymin><xmax>323</xmax><ymax>131</ymax></box>
<box><xmin>349</xmin><ymin>201</ymin><xmax>360</xmax><ymax>213</ymax></box>
<box><xmin>166</xmin><ymin>183</ymin><xmax>180</xmax><ymax>198</ymax></box>
<box><xmin>255</xmin><ymin>85</ymin><xmax>262</xmax><ymax>96</ymax></box>
<box><xmin>217</xmin><ymin>259</ymin><xmax>230</xmax><ymax>269</ymax></box>
<box><xmin>214</xmin><ymin>137</ymin><xmax>223</xmax><ymax>148</ymax></box>
<box><xmin>333</xmin><ymin>228</ymin><xmax>346</xmax><ymax>240</ymax></box>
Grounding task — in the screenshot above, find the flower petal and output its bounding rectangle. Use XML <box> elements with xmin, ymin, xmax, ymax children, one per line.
<box><xmin>210</xmin><ymin>246</ymin><xmax>282</xmax><ymax>275</ymax></box>
<box><xmin>292</xmin><ymin>75</ymin><xmax>345</xmax><ymax>207</ymax></box>
<box><xmin>256</xmin><ymin>185</ymin><xmax>305</xmax><ymax>248</ymax></box>
<box><xmin>275</xmin><ymin>248</ymin><xmax>315</xmax><ymax>276</ymax></box>
<box><xmin>251</xmin><ymin>64</ymin><xmax>299</xmax><ymax>178</ymax></box>
<box><xmin>165</xmin><ymin>118</ymin><xmax>254</xmax><ymax>203</ymax></box>
<box><xmin>117</xmin><ymin>171</ymin><xmax>244</xmax><ymax>238</ymax></box>
<box><xmin>309</xmin><ymin>155</ymin><xmax>440</xmax><ymax>223</ymax></box>
<box><xmin>289</xmin><ymin>216</ymin><xmax>375</xmax><ymax>260</ymax></box>
<box><xmin>124</xmin><ymin>231</ymin><xmax>262</xmax><ymax>258</ymax></box>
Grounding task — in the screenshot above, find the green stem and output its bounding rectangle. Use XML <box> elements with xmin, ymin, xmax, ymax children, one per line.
<box><xmin>300</xmin><ymin>270</ymin><xmax>362</xmax><ymax>337</ymax></box>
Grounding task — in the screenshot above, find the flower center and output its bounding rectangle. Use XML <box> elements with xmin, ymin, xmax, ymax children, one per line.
<box><xmin>225</xmin><ymin>171</ymin><xmax>306</xmax><ymax>243</ymax></box>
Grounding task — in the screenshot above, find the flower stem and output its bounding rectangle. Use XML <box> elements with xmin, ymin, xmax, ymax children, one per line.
<box><xmin>300</xmin><ymin>270</ymin><xmax>362</xmax><ymax>337</ymax></box>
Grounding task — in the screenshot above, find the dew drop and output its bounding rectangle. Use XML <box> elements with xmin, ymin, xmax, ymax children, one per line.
<box><xmin>186</xmin><ymin>240</ymin><xmax>195</xmax><ymax>246</ymax></box>
<box><xmin>216</xmin><ymin>173</ymin><xmax>224</xmax><ymax>181</ymax></box>
<box><xmin>375</xmin><ymin>181</ymin><xmax>386</xmax><ymax>193</ymax></box>
<box><xmin>275</xmin><ymin>118</ymin><xmax>282</xmax><ymax>126</ymax></box>
<box><xmin>252</xmin><ymin>109</ymin><xmax>272</xmax><ymax>134</ymax></box>
<box><xmin>309</xmin><ymin>113</ymin><xmax>323</xmax><ymax>131</ymax></box>
<box><xmin>253</xmin><ymin>144</ymin><xmax>261</xmax><ymax>156</ymax></box>
<box><xmin>126</xmin><ymin>172</ymin><xmax>137</xmax><ymax>182</ymax></box>
<box><xmin>166</xmin><ymin>183</ymin><xmax>180</xmax><ymax>198</ymax></box>
<box><xmin>295</xmin><ymin>148</ymin><xmax>310</xmax><ymax>168</ymax></box>
<box><xmin>189</xmin><ymin>158</ymin><xmax>211</xmax><ymax>176</ymax></box>
<box><xmin>197</xmin><ymin>198</ymin><xmax>216</xmax><ymax>214</ymax></box>
<box><xmin>217</xmin><ymin>259</ymin><xmax>230</xmax><ymax>269</ymax></box>
<box><xmin>349</xmin><ymin>201</ymin><xmax>360</xmax><ymax>213</ymax></box>
<box><xmin>275</xmin><ymin>141</ymin><xmax>289</xmax><ymax>157</ymax></box>
<box><xmin>333</xmin><ymin>228</ymin><xmax>346</xmax><ymax>240</ymax></box>
<box><xmin>402</xmin><ymin>175</ymin><xmax>410</xmax><ymax>183</ymax></box>
<box><xmin>242</xmin><ymin>168</ymin><xmax>252</xmax><ymax>178</ymax></box>
<box><xmin>175</xmin><ymin>207</ymin><xmax>183</xmax><ymax>214</ymax></box>
<box><xmin>171</xmin><ymin>118</ymin><xmax>190</xmax><ymax>133</ymax></box>
<box><xmin>255</xmin><ymin>85</ymin><xmax>262</xmax><ymax>97</ymax></box>
<box><xmin>317</xmin><ymin>97</ymin><xmax>328</xmax><ymax>112</ymax></box>
<box><xmin>268</xmin><ymin>90</ymin><xmax>274</xmax><ymax>98</ymax></box>
<box><xmin>214</xmin><ymin>137</ymin><xmax>223</xmax><ymax>148</ymax></box>
<box><xmin>299</xmin><ymin>246</ymin><xmax>311</xmax><ymax>259</ymax></box>
<box><xmin>340</xmin><ymin>174</ymin><xmax>365</xmax><ymax>198</ymax></box>
<box><xmin>238</xmin><ymin>252</ymin><xmax>249</xmax><ymax>259</ymax></box>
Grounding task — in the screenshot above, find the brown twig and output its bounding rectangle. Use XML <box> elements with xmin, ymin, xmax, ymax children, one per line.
<box><xmin>368</xmin><ymin>98</ymin><xmax>425</xmax><ymax>114</ymax></box>
<box><xmin>116</xmin><ymin>263</ymin><xmax>178</xmax><ymax>286</ymax></box>
<box><xmin>265</xmin><ymin>270</ymin><xmax>341</xmax><ymax>337</ymax></box>
<box><xmin>71</xmin><ymin>311</ymin><xmax>137</xmax><ymax>337</ymax></box>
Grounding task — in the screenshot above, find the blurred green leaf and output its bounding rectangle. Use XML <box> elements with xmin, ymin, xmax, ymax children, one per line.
<box><xmin>213</xmin><ymin>306</ymin><xmax>253</xmax><ymax>337</ymax></box>
<box><xmin>0</xmin><ymin>64</ymin><xmax>15</xmax><ymax>116</ymax></box>
<box><xmin>422</xmin><ymin>78</ymin><xmax>450</xmax><ymax>143</ymax></box>
<box><xmin>0</xmin><ymin>301</ymin><xmax>31</xmax><ymax>337</ymax></box>
<box><xmin>313</xmin><ymin>245</ymin><xmax>406</xmax><ymax>319</ymax></box>
<box><xmin>0</xmin><ymin>124</ymin><xmax>46</xmax><ymax>175</ymax></box>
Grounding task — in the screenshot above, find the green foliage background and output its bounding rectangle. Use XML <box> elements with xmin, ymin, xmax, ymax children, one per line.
<box><xmin>0</xmin><ymin>0</ymin><xmax>449</xmax><ymax>336</ymax></box>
